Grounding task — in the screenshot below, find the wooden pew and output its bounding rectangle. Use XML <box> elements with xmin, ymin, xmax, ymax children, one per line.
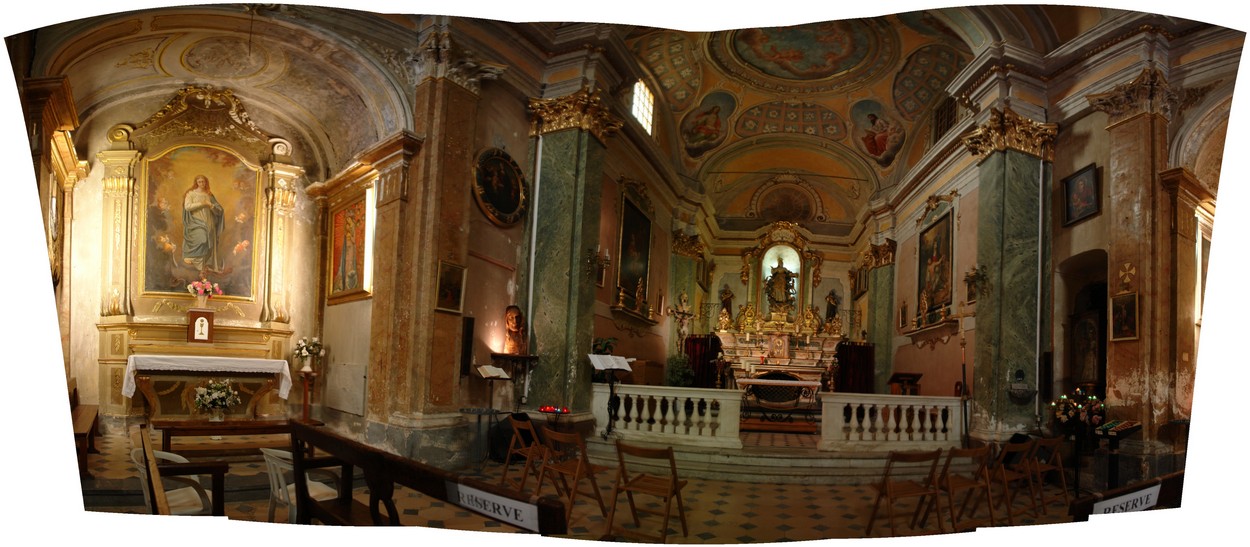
<box><xmin>132</xmin><ymin>423</ymin><xmax>230</xmax><ymax>516</ymax></box>
<box><xmin>1068</xmin><ymin>470</ymin><xmax>1185</xmax><ymax>521</ymax></box>
<box><xmin>68</xmin><ymin>378</ymin><xmax>100</xmax><ymax>479</ymax></box>
<box><xmin>289</xmin><ymin>420</ymin><xmax>568</xmax><ymax>534</ymax></box>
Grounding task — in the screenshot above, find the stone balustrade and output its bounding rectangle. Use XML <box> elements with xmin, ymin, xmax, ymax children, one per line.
<box><xmin>591</xmin><ymin>383</ymin><xmax>743</xmax><ymax>449</ymax></box>
<box><xmin>818</xmin><ymin>392</ymin><xmax>964</xmax><ymax>451</ymax></box>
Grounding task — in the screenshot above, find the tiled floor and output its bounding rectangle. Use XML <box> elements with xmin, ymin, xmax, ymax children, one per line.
<box><xmin>81</xmin><ymin>429</ymin><xmax>1077</xmax><ymax>542</ymax></box>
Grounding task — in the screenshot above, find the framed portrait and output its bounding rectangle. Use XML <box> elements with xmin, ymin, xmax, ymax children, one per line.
<box><xmin>327</xmin><ymin>195</ymin><xmax>369</xmax><ymax>305</ymax></box>
<box><xmin>1063</xmin><ymin>163</ymin><xmax>1100</xmax><ymax>226</ymax></box>
<box><xmin>435</xmin><ymin>261</ymin><xmax>467</xmax><ymax>314</ymax></box>
<box><xmin>616</xmin><ymin>196</ymin><xmax>652</xmax><ymax>311</ymax></box>
<box><xmin>472</xmin><ymin>148</ymin><xmax>527</xmax><ymax>227</ymax></box>
<box><xmin>1110</xmin><ymin>292</ymin><xmax>1139</xmax><ymax>341</ymax></box>
<box><xmin>918</xmin><ymin>211</ymin><xmax>953</xmax><ymax>313</ymax></box>
<box><xmin>852</xmin><ymin>266</ymin><xmax>868</xmax><ymax>299</ymax></box>
<box><xmin>141</xmin><ymin>145</ymin><xmax>260</xmax><ymax>299</ymax></box>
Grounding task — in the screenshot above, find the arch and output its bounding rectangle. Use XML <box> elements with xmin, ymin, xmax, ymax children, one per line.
<box><xmin>1171</xmin><ymin>85</ymin><xmax>1236</xmax><ymax>197</ymax></box>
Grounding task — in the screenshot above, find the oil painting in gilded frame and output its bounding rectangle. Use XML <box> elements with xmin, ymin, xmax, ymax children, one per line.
<box><xmin>917</xmin><ymin>211</ymin><xmax>953</xmax><ymax>313</ymax></box>
<box><xmin>472</xmin><ymin>148</ymin><xmax>527</xmax><ymax>227</ymax></box>
<box><xmin>1110</xmin><ymin>292</ymin><xmax>1139</xmax><ymax>342</ymax></box>
<box><xmin>142</xmin><ymin>145</ymin><xmax>259</xmax><ymax>299</ymax></box>
<box><xmin>435</xmin><ymin>261</ymin><xmax>467</xmax><ymax>314</ymax></box>
<box><xmin>616</xmin><ymin>196</ymin><xmax>652</xmax><ymax>311</ymax></box>
<box><xmin>1063</xmin><ymin>163</ymin><xmax>1100</xmax><ymax>226</ymax></box>
<box><xmin>327</xmin><ymin>195</ymin><xmax>369</xmax><ymax>305</ymax></box>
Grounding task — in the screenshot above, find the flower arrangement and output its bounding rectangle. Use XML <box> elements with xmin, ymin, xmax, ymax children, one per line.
<box><xmin>194</xmin><ymin>378</ymin><xmax>241</xmax><ymax>411</ymax></box>
<box><xmin>1050</xmin><ymin>387</ymin><xmax>1106</xmax><ymax>427</ymax></box>
<box><xmin>293</xmin><ymin>337</ymin><xmax>325</xmax><ymax>360</ymax></box>
<box><xmin>187</xmin><ymin>277</ymin><xmax>223</xmax><ymax>298</ymax></box>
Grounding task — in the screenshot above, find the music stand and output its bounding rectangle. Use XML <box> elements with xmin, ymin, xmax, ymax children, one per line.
<box><xmin>589</xmin><ymin>354</ymin><xmax>633</xmax><ymax>439</ymax></box>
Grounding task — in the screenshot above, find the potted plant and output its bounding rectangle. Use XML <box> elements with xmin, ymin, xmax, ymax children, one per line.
<box><xmin>665</xmin><ymin>353</ymin><xmax>695</xmax><ymax>387</ymax></box>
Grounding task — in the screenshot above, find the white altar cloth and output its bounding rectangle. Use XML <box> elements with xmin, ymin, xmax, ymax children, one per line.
<box><xmin>123</xmin><ymin>355</ymin><xmax>293</xmax><ymax>399</ymax></box>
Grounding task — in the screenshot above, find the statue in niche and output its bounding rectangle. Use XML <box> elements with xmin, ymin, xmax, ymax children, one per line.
<box><xmin>824</xmin><ymin>289</ymin><xmax>839</xmax><ymax>322</ymax></box>
<box><xmin>765</xmin><ymin>257</ymin><xmax>797</xmax><ymax>318</ymax></box>
<box><xmin>503</xmin><ymin>305</ymin><xmax>527</xmax><ymax>355</ymax></box>
<box><xmin>719</xmin><ymin>284</ymin><xmax>735</xmax><ymax>312</ymax></box>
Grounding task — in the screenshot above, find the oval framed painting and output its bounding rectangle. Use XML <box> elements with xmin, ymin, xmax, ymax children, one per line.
<box><xmin>472</xmin><ymin>148</ymin><xmax>527</xmax><ymax>227</ymax></box>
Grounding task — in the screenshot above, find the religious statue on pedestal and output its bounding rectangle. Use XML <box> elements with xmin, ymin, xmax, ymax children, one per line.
<box><xmin>719</xmin><ymin>284</ymin><xmax>735</xmax><ymax>312</ymax></box>
<box><xmin>765</xmin><ymin>257</ymin><xmax>796</xmax><ymax>319</ymax></box>
<box><xmin>503</xmin><ymin>305</ymin><xmax>527</xmax><ymax>355</ymax></box>
<box><xmin>717</xmin><ymin>307</ymin><xmax>733</xmax><ymax>331</ymax></box>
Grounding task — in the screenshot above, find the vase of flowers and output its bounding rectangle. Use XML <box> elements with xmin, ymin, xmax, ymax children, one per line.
<box><xmin>293</xmin><ymin>337</ymin><xmax>326</xmax><ymax>373</ymax></box>
<box><xmin>187</xmin><ymin>277</ymin><xmax>223</xmax><ymax>308</ymax></box>
<box><xmin>195</xmin><ymin>378</ymin><xmax>241</xmax><ymax>421</ymax></box>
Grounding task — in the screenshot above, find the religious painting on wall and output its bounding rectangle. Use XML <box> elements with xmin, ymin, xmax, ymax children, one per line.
<box><xmin>917</xmin><ymin>211</ymin><xmax>953</xmax><ymax>314</ymax></box>
<box><xmin>472</xmin><ymin>148</ymin><xmax>527</xmax><ymax>228</ymax></box>
<box><xmin>616</xmin><ymin>196</ymin><xmax>652</xmax><ymax>312</ymax></box>
<box><xmin>435</xmin><ymin>260</ymin><xmax>466</xmax><ymax>314</ymax></box>
<box><xmin>1063</xmin><ymin>163</ymin><xmax>1100</xmax><ymax>226</ymax></box>
<box><xmin>1110</xmin><ymin>292</ymin><xmax>1139</xmax><ymax>341</ymax></box>
<box><xmin>142</xmin><ymin>145</ymin><xmax>259</xmax><ymax>299</ymax></box>
<box><xmin>327</xmin><ymin>195</ymin><xmax>369</xmax><ymax>305</ymax></box>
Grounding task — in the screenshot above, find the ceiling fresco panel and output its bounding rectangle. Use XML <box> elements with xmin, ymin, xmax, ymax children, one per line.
<box><xmin>893</xmin><ymin>44</ymin><xmax>967</xmax><ymax>121</ymax></box>
<box><xmin>632</xmin><ymin>31</ymin><xmax>702</xmax><ymax>111</ymax></box>
<box><xmin>734</xmin><ymin>100</ymin><xmax>846</xmax><ymax>142</ymax></box>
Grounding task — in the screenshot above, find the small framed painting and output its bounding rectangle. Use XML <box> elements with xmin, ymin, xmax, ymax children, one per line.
<box><xmin>327</xmin><ymin>194</ymin><xmax>369</xmax><ymax>305</ymax></box>
<box><xmin>435</xmin><ymin>261</ymin><xmax>467</xmax><ymax>314</ymax></box>
<box><xmin>1110</xmin><ymin>292</ymin><xmax>1138</xmax><ymax>342</ymax></box>
<box><xmin>187</xmin><ymin>309</ymin><xmax>215</xmax><ymax>343</ymax></box>
<box><xmin>1062</xmin><ymin>164</ymin><xmax>1100</xmax><ymax>226</ymax></box>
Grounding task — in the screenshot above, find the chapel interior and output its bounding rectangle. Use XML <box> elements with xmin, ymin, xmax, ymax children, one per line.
<box><xmin>5</xmin><ymin>1</ymin><xmax>1241</xmax><ymax>538</ymax></box>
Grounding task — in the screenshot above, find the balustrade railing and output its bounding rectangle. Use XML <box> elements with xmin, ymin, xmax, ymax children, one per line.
<box><xmin>817</xmin><ymin>392</ymin><xmax>963</xmax><ymax>451</ymax></box>
<box><xmin>591</xmin><ymin>384</ymin><xmax>743</xmax><ymax>449</ymax></box>
<box><xmin>591</xmin><ymin>384</ymin><xmax>964</xmax><ymax>453</ymax></box>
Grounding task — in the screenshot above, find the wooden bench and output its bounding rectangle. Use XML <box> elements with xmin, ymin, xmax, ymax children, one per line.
<box><xmin>132</xmin><ymin>423</ymin><xmax>229</xmax><ymax>516</ymax></box>
<box><xmin>149</xmin><ymin>419</ymin><xmax>320</xmax><ymax>452</ymax></box>
<box><xmin>289</xmin><ymin>420</ymin><xmax>568</xmax><ymax>533</ymax></box>
<box><xmin>68</xmin><ymin>378</ymin><xmax>100</xmax><ymax>479</ymax></box>
<box><xmin>1068</xmin><ymin>470</ymin><xmax>1185</xmax><ymax>521</ymax></box>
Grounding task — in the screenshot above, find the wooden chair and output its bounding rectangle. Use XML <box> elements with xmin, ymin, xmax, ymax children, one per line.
<box><xmin>991</xmin><ymin>439</ymin><xmax>1040</xmax><ymax>525</ymax></box>
<box><xmin>259</xmin><ymin>447</ymin><xmax>341</xmax><ymax>523</ymax></box>
<box><xmin>604</xmin><ymin>441</ymin><xmax>688</xmax><ymax>543</ymax></box>
<box><xmin>864</xmin><ymin>448</ymin><xmax>944</xmax><ymax>536</ymax></box>
<box><xmin>1029</xmin><ymin>436</ymin><xmax>1070</xmax><ymax>513</ymax></box>
<box><xmin>920</xmin><ymin>445</ymin><xmax>996</xmax><ymax>531</ymax></box>
<box><xmin>498</xmin><ymin>413</ymin><xmax>545</xmax><ymax>492</ymax></box>
<box><xmin>535</xmin><ymin>427</ymin><xmax>611</xmax><ymax>522</ymax></box>
<box><xmin>128</xmin><ymin>424</ymin><xmax>227</xmax><ymax>516</ymax></box>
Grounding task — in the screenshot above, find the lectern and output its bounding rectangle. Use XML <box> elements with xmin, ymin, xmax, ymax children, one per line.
<box><xmin>888</xmin><ymin>372</ymin><xmax>923</xmax><ymax>395</ymax></box>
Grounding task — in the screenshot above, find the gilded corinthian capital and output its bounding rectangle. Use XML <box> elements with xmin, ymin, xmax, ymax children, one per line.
<box><xmin>961</xmin><ymin>106</ymin><xmax>1058</xmax><ymax>162</ymax></box>
<box><xmin>528</xmin><ymin>87</ymin><xmax>623</xmax><ymax>142</ymax></box>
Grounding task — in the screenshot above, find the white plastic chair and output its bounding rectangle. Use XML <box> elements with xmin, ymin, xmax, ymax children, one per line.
<box><xmin>129</xmin><ymin>447</ymin><xmax>213</xmax><ymax>516</ymax></box>
<box><xmin>260</xmin><ymin>447</ymin><xmax>339</xmax><ymax>523</ymax></box>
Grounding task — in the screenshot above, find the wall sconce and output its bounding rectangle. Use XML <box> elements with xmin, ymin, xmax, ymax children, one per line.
<box><xmin>586</xmin><ymin>245</ymin><xmax>610</xmax><ymax>279</ymax></box>
<box><xmin>1007</xmin><ymin>368</ymin><xmax>1036</xmax><ymax>404</ymax></box>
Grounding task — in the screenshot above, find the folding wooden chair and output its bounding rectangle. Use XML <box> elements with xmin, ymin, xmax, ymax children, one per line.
<box><xmin>864</xmin><ymin>448</ymin><xmax>944</xmax><ymax>536</ymax></box>
<box><xmin>498</xmin><ymin>413</ymin><xmax>545</xmax><ymax>492</ymax></box>
<box><xmin>604</xmin><ymin>441</ymin><xmax>688</xmax><ymax>543</ymax></box>
<box><xmin>991</xmin><ymin>439</ymin><xmax>1040</xmax><ymax>524</ymax></box>
<box><xmin>535</xmin><ymin>427</ymin><xmax>611</xmax><ymax>521</ymax></box>
<box><xmin>1030</xmin><ymin>436</ymin><xmax>1070</xmax><ymax>513</ymax></box>
<box><xmin>920</xmin><ymin>444</ymin><xmax>996</xmax><ymax>531</ymax></box>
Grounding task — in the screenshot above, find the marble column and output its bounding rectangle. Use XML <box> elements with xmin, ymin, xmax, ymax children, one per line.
<box><xmin>963</xmin><ymin>107</ymin><xmax>1056</xmax><ymax>441</ymax></box>
<box><xmin>1087</xmin><ymin>68</ymin><xmax>1192</xmax><ymax>480</ymax></box>
<box><xmin>524</xmin><ymin>88</ymin><xmax>622</xmax><ymax>412</ymax></box>
<box><xmin>866</xmin><ymin>240</ymin><xmax>896</xmax><ymax>393</ymax></box>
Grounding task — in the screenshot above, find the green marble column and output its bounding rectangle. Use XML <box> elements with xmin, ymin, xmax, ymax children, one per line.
<box><xmin>522</xmin><ymin>88</ymin><xmax>622</xmax><ymax>413</ymax></box>
<box><xmin>868</xmin><ymin>264</ymin><xmax>895</xmax><ymax>393</ymax></box>
<box><xmin>973</xmin><ymin>149</ymin><xmax>1050</xmax><ymax>438</ymax></box>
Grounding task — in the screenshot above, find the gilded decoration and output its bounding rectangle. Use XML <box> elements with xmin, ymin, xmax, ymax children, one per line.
<box><xmin>672</xmin><ymin>230</ymin><xmax>705</xmax><ymax>258</ymax></box>
<box><xmin>1088</xmin><ymin>68</ymin><xmax>1179</xmax><ymax>124</ymax></box>
<box><xmin>414</xmin><ymin>31</ymin><xmax>505</xmax><ymax>94</ymax></box>
<box><xmin>528</xmin><ymin>87</ymin><xmax>624</xmax><ymax>143</ymax></box>
<box><xmin>961</xmin><ymin>106</ymin><xmax>1057</xmax><ymax>162</ymax></box>
<box><xmin>916</xmin><ymin>190</ymin><xmax>959</xmax><ymax>224</ymax></box>
<box><xmin>130</xmin><ymin>85</ymin><xmax>271</xmax><ymax>159</ymax></box>
<box><xmin>864</xmin><ymin>238</ymin><xmax>897</xmax><ymax>269</ymax></box>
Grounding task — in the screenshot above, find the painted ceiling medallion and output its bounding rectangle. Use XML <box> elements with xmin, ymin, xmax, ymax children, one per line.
<box><xmin>708</xmin><ymin>19</ymin><xmax>896</xmax><ymax>94</ymax></box>
<box><xmin>183</xmin><ymin>37</ymin><xmax>268</xmax><ymax>79</ymax></box>
<box><xmin>472</xmin><ymin>148</ymin><xmax>527</xmax><ymax>228</ymax></box>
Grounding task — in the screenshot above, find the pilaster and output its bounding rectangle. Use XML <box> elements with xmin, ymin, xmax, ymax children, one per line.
<box><xmin>525</xmin><ymin>87</ymin><xmax>622</xmax><ymax>412</ymax></box>
<box><xmin>96</xmin><ymin>130</ymin><xmax>142</xmax><ymax>317</ymax></box>
<box><xmin>260</xmin><ymin>147</ymin><xmax>302</xmax><ymax>324</ymax></box>
<box><xmin>962</xmin><ymin>107</ymin><xmax>1056</xmax><ymax>441</ymax></box>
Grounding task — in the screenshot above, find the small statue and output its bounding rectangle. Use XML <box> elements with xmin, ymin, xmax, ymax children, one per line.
<box><xmin>719</xmin><ymin>284</ymin><xmax>734</xmax><ymax>312</ymax></box>
<box><xmin>503</xmin><ymin>305</ymin><xmax>527</xmax><ymax>354</ymax></box>
<box><xmin>635</xmin><ymin>278</ymin><xmax>647</xmax><ymax>313</ymax></box>
<box><xmin>824</xmin><ymin>289</ymin><xmax>840</xmax><ymax>322</ymax></box>
<box><xmin>717</xmin><ymin>307</ymin><xmax>733</xmax><ymax>331</ymax></box>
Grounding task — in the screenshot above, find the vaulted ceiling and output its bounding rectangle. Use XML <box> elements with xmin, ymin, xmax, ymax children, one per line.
<box><xmin>12</xmin><ymin>4</ymin><xmax>1137</xmax><ymax>243</ymax></box>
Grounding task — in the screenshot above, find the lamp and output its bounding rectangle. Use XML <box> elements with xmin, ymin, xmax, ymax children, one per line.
<box><xmin>586</xmin><ymin>245</ymin><xmax>610</xmax><ymax>279</ymax></box>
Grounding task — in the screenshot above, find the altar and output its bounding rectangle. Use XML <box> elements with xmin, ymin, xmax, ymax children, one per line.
<box><xmin>123</xmin><ymin>355</ymin><xmax>293</xmax><ymax>419</ymax></box>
